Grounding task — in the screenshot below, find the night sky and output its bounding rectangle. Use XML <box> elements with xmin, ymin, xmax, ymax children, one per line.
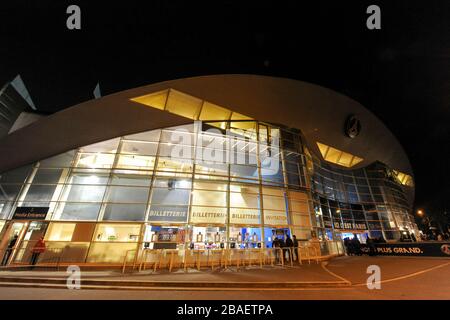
<box><xmin>1</xmin><ymin>1</ymin><xmax>449</xmax><ymax>224</ymax></box>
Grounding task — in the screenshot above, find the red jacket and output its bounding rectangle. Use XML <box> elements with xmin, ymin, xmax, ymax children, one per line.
<box><xmin>32</xmin><ymin>239</ymin><xmax>46</xmax><ymax>253</ymax></box>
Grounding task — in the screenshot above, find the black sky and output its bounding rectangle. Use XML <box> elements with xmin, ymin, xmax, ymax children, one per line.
<box><xmin>1</xmin><ymin>0</ymin><xmax>450</xmax><ymax>221</ymax></box>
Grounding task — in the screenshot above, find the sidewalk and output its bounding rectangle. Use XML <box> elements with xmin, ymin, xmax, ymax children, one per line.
<box><xmin>0</xmin><ymin>263</ymin><xmax>349</xmax><ymax>289</ymax></box>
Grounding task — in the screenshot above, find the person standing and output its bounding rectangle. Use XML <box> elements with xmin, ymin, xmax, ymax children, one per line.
<box><xmin>1</xmin><ymin>234</ymin><xmax>18</xmax><ymax>266</ymax></box>
<box><xmin>30</xmin><ymin>236</ymin><xmax>46</xmax><ymax>267</ymax></box>
<box><xmin>278</xmin><ymin>237</ymin><xmax>286</xmax><ymax>263</ymax></box>
<box><xmin>272</xmin><ymin>238</ymin><xmax>280</xmax><ymax>263</ymax></box>
<box><xmin>292</xmin><ymin>235</ymin><xmax>299</xmax><ymax>262</ymax></box>
<box><xmin>285</xmin><ymin>235</ymin><xmax>294</xmax><ymax>263</ymax></box>
<box><xmin>351</xmin><ymin>235</ymin><xmax>361</xmax><ymax>256</ymax></box>
<box><xmin>367</xmin><ymin>237</ymin><xmax>376</xmax><ymax>256</ymax></box>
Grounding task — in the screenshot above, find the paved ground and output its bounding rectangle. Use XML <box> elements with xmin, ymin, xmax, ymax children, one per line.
<box><xmin>0</xmin><ymin>256</ymin><xmax>448</xmax><ymax>299</ymax></box>
<box><xmin>0</xmin><ymin>263</ymin><xmax>338</xmax><ymax>283</ymax></box>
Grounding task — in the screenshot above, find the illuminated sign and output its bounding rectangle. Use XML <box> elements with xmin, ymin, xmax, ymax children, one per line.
<box><xmin>190</xmin><ymin>207</ymin><xmax>227</xmax><ymax>224</ymax></box>
<box><xmin>148</xmin><ymin>205</ymin><xmax>188</xmax><ymax>223</ymax></box>
<box><xmin>230</xmin><ymin>208</ymin><xmax>260</xmax><ymax>225</ymax></box>
<box><xmin>12</xmin><ymin>207</ymin><xmax>48</xmax><ymax>220</ymax></box>
<box><xmin>263</xmin><ymin>210</ymin><xmax>288</xmax><ymax>226</ymax></box>
<box><xmin>333</xmin><ymin>221</ymin><xmax>367</xmax><ymax>230</ymax></box>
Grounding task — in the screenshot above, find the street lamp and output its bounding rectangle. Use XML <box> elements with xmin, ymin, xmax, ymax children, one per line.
<box><xmin>417</xmin><ymin>209</ymin><xmax>424</xmax><ymax>217</ymax></box>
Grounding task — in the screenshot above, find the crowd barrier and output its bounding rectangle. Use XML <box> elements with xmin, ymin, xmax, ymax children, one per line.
<box><xmin>0</xmin><ymin>240</ymin><xmax>344</xmax><ymax>272</ymax></box>
<box><xmin>122</xmin><ymin>242</ymin><xmax>339</xmax><ymax>273</ymax></box>
<box><xmin>0</xmin><ymin>246</ymin><xmax>65</xmax><ymax>270</ymax></box>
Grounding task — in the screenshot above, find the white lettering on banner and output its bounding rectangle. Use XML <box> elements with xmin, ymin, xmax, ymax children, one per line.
<box><xmin>190</xmin><ymin>207</ymin><xmax>227</xmax><ymax>224</ymax></box>
<box><xmin>149</xmin><ymin>210</ymin><xmax>186</xmax><ymax>217</ymax></box>
<box><xmin>230</xmin><ymin>208</ymin><xmax>260</xmax><ymax>225</ymax></box>
<box><xmin>263</xmin><ymin>211</ymin><xmax>288</xmax><ymax>226</ymax></box>
<box><xmin>333</xmin><ymin>222</ymin><xmax>367</xmax><ymax>230</ymax></box>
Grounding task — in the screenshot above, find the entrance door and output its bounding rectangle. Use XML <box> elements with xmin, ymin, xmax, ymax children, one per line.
<box><xmin>0</xmin><ymin>221</ymin><xmax>27</xmax><ymax>266</ymax></box>
<box><xmin>14</xmin><ymin>221</ymin><xmax>49</xmax><ymax>264</ymax></box>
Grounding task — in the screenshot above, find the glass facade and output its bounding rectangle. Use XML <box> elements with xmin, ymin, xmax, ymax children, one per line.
<box><xmin>0</xmin><ymin>91</ymin><xmax>417</xmax><ymax>264</ymax></box>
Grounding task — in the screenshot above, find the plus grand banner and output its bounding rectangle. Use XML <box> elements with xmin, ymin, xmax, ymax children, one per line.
<box><xmin>361</xmin><ymin>242</ymin><xmax>450</xmax><ymax>257</ymax></box>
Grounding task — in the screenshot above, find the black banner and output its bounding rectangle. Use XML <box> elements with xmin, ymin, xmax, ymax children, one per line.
<box><xmin>12</xmin><ymin>207</ymin><xmax>49</xmax><ymax>220</ymax></box>
<box><xmin>361</xmin><ymin>242</ymin><xmax>450</xmax><ymax>257</ymax></box>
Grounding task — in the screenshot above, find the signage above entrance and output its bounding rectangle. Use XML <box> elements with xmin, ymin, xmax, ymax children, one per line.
<box><xmin>333</xmin><ymin>221</ymin><xmax>367</xmax><ymax>231</ymax></box>
<box><xmin>12</xmin><ymin>207</ymin><xmax>49</xmax><ymax>220</ymax></box>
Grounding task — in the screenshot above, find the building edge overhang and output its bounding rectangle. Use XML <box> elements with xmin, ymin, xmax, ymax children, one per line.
<box><xmin>0</xmin><ymin>74</ymin><xmax>413</xmax><ymax>182</ymax></box>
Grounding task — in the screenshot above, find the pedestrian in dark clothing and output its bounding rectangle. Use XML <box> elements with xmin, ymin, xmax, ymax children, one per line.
<box><xmin>344</xmin><ymin>237</ymin><xmax>351</xmax><ymax>255</ymax></box>
<box><xmin>278</xmin><ymin>237</ymin><xmax>286</xmax><ymax>263</ymax></box>
<box><xmin>285</xmin><ymin>235</ymin><xmax>294</xmax><ymax>262</ymax></box>
<box><xmin>377</xmin><ymin>236</ymin><xmax>386</xmax><ymax>244</ymax></box>
<box><xmin>410</xmin><ymin>232</ymin><xmax>417</xmax><ymax>242</ymax></box>
<box><xmin>272</xmin><ymin>238</ymin><xmax>280</xmax><ymax>263</ymax></box>
<box><xmin>30</xmin><ymin>237</ymin><xmax>46</xmax><ymax>268</ymax></box>
<box><xmin>351</xmin><ymin>235</ymin><xmax>361</xmax><ymax>255</ymax></box>
<box><xmin>1</xmin><ymin>234</ymin><xmax>18</xmax><ymax>266</ymax></box>
<box><xmin>292</xmin><ymin>235</ymin><xmax>299</xmax><ymax>262</ymax></box>
<box><xmin>367</xmin><ymin>237</ymin><xmax>376</xmax><ymax>256</ymax></box>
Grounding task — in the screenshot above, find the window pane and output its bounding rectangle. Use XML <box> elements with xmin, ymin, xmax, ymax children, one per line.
<box><xmin>199</xmin><ymin>101</ymin><xmax>231</xmax><ymax>121</ymax></box>
<box><xmin>22</xmin><ymin>184</ymin><xmax>58</xmax><ymax>205</ymax></box>
<box><xmin>0</xmin><ymin>202</ymin><xmax>14</xmax><ymax>219</ymax></box>
<box><xmin>0</xmin><ymin>185</ymin><xmax>23</xmax><ymax>201</ymax></box>
<box><xmin>116</xmin><ymin>155</ymin><xmax>155</xmax><ymax>170</ymax></box>
<box><xmin>76</xmin><ymin>153</ymin><xmax>115</xmax><ymax>169</ymax></box>
<box><xmin>110</xmin><ymin>173</ymin><xmax>152</xmax><ymax>186</ymax></box>
<box><xmin>230</xmin><ymin>191</ymin><xmax>259</xmax><ymax>208</ymax></box>
<box><xmin>165</xmin><ymin>89</ymin><xmax>202</xmax><ymax>120</ymax></box>
<box><xmin>102</xmin><ymin>204</ymin><xmax>146</xmax><ymax>221</ymax></box>
<box><xmin>45</xmin><ymin>223</ymin><xmax>76</xmax><ymax>241</ymax></box>
<box><xmin>192</xmin><ymin>190</ymin><xmax>226</xmax><ymax>207</ymax></box>
<box><xmin>156</xmin><ymin>157</ymin><xmax>193</xmax><ymax>173</ymax></box>
<box><xmin>57</xmin><ymin>203</ymin><xmax>101</xmax><ymax>221</ymax></box>
<box><xmin>130</xmin><ymin>90</ymin><xmax>168</xmax><ymax>110</ymax></box>
<box><xmin>39</xmin><ymin>151</ymin><xmax>76</xmax><ymax>168</ymax></box>
<box><xmin>120</xmin><ymin>141</ymin><xmax>158</xmax><ymax>156</ymax></box>
<box><xmin>63</xmin><ymin>185</ymin><xmax>107</xmax><ymax>202</ymax></box>
<box><xmin>32</xmin><ymin>169</ymin><xmax>64</xmax><ymax>184</ymax></box>
<box><xmin>124</xmin><ymin>129</ymin><xmax>161</xmax><ymax>142</ymax></box>
<box><xmin>105</xmin><ymin>186</ymin><xmax>149</xmax><ymax>203</ymax></box>
<box><xmin>230</xmin><ymin>164</ymin><xmax>259</xmax><ymax>181</ymax></box>
<box><xmin>0</xmin><ymin>165</ymin><xmax>33</xmax><ymax>184</ymax></box>
<box><xmin>79</xmin><ymin>138</ymin><xmax>120</xmax><ymax>153</ymax></box>
<box><xmin>94</xmin><ymin>224</ymin><xmax>141</xmax><ymax>242</ymax></box>
<box><xmin>150</xmin><ymin>179</ymin><xmax>191</xmax><ymax>205</ymax></box>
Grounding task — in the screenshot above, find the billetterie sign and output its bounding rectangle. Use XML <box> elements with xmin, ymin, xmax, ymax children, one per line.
<box><xmin>148</xmin><ymin>205</ymin><xmax>188</xmax><ymax>222</ymax></box>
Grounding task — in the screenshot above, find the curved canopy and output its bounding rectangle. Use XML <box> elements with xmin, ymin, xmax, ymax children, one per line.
<box><xmin>0</xmin><ymin>74</ymin><xmax>413</xmax><ymax>178</ymax></box>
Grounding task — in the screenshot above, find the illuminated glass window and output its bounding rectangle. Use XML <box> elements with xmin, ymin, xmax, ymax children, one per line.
<box><xmin>130</xmin><ymin>89</ymin><xmax>253</xmax><ymax>122</ymax></box>
<box><xmin>165</xmin><ymin>89</ymin><xmax>202</xmax><ymax>120</ymax></box>
<box><xmin>316</xmin><ymin>142</ymin><xmax>363</xmax><ymax>167</ymax></box>
<box><xmin>129</xmin><ymin>90</ymin><xmax>168</xmax><ymax>110</ymax></box>
<box><xmin>199</xmin><ymin>102</ymin><xmax>231</xmax><ymax>121</ymax></box>
<box><xmin>392</xmin><ymin>170</ymin><xmax>414</xmax><ymax>187</ymax></box>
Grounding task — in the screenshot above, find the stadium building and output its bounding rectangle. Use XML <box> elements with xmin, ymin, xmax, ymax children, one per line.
<box><xmin>0</xmin><ymin>75</ymin><xmax>417</xmax><ymax>265</ymax></box>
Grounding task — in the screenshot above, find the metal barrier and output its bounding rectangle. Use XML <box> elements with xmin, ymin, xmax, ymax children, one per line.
<box><xmin>0</xmin><ymin>246</ymin><xmax>65</xmax><ymax>270</ymax></box>
<box><xmin>1</xmin><ymin>240</ymin><xmax>344</xmax><ymax>273</ymax></box>
<box><xmin>121</xmin><ymin>249</ymin><xmax>137</xmax><ymax>274</ymax></box>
